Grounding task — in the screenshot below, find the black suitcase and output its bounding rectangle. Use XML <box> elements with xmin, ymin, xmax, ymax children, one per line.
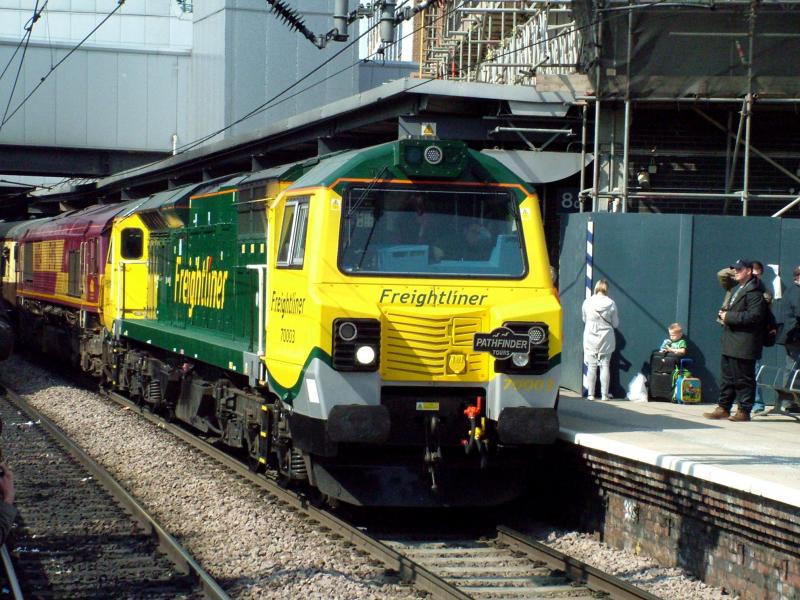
<box><xmin>650</xmin><ymin>371</ymin><xmax>675</xmax><ymax>401</ymax></box>
<box><xmin>649</xmin><ymin>351</ymin><xmax>680</xmax><ymax>401</ymax></box>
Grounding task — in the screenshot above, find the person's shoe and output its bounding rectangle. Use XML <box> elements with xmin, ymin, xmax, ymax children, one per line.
<box><xmin>703</xmin><ymin>406</ymin><xmax>730</xmax><ymax>419</ymax></box>
<box><xmin>752</xmin><ymin>404</ymin><xmax>767</xmax><ymax>415</ymax></box>
<box><xmin>587</xmin><ymin>395</ymin><xmax>596</xmax><ymax>401</ymax></box>
<box><xmin>601</xmin><ymin>395</ymin><xmax>611</xmax><ymax>401</ymax></box>
<box><xmin>729</xmin><ymin>411</ymin><xmax>751</xmax><ymax>422</ymax></box>
<box><xmin>786</xmin><ymin>402</ymin><xmax>800</xmax><ymax>413</ymax></box>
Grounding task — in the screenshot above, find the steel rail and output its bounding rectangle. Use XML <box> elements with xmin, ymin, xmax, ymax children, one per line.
<box><xmin>101</xmin><ymin>390</ymin><xmax>470</xmax><ymax>600</ymax></box>
<box><xmin>496</xmin><ymin>526</ymin><xmax>663</xmax><ymax>600</ymax></box>
<box><xmin>1</xmin><ymin>545</ymin><xmax>23</xmax><ymax>600</ymax></box>
<box><xmin>2</xmin><ymin>387</ymin><xmax>230</xmax><ymax>600</ymax></box>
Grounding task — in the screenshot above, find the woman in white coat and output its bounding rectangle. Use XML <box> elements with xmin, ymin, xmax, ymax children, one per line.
<box><xmin>582</xmin><ymin>279</ymin><xmax>619</xmax><ymax>400</ymax></box>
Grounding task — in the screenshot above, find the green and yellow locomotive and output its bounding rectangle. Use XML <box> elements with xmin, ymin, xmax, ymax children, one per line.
<box><xmin>13</xmin><ymin>139</ymin><xmax>562</xmax><ymax>506</ymax></box>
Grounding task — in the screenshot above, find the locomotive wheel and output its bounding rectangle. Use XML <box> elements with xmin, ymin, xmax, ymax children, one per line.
<box><xmin>275</xmin><ymin>448</ymin><xmax>292</xmax><ymax>488</ymax></box>
<box><xmin>163</xmin><ymin>401</ymin><xmax>177</xmax><ymax>423</ymax></box>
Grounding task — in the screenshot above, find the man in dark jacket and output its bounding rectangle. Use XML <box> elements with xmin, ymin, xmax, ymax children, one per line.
<box><xmin>777</xmin><ymin>265</ymin><xmax>800</xmax><ymax>361</ymax></box>
<box><xmin>705</xmin><ymin>259</ymin><xmax>767</xmax><ymax>422</ymax></box>
<box><xmin>774</xmin><ymin>265</ymin><xmax>800</xmax><ymax>413</ymax></box>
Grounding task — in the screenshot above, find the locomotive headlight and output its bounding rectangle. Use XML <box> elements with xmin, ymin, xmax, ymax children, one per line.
<box><xmin>333</xmin><ymin>317</ymin><xmax>380</xmax><ymax>371</ymax></box>
<box><xmin>424</xmin><ymin>145</ymin><xmax>443</xmax><ymax>165</ymax></box>
<box><xmin>527</xmin><ymin>325</ymin><xmax>546</xmax><ymax>344</ymax></box>
<box><xmin>355</xmin><ymin>345</ymin><xmax>377</xmax><ymax>365</ymax></box>
<box><xmin>511</xmin><ymin>353</ymin><xmax>530</xmax><ymax>367</ymax></box>
<box><xmin>338</xmin><ymin>321</ymin><xmax>358</xmax><ymax>341</ymax></box>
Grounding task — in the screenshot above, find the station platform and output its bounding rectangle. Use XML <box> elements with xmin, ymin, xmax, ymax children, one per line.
<box><xmin>557</xmin><ymin>391</ymin><xmax>800</xmax><ymax>509</ymax></box>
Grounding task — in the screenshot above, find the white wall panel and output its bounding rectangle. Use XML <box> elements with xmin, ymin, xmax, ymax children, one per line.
<box><xmin>121</xmin><ymin>14</ymin><xmax>146</xmax><ymax>45</ymax></box>
<box><xmin>143</xmin><ymin>14</ymin><xmax>170</xmax><ymax>45</ymax></box>
<box><xmin>86</xmin><ymin>51</ymin><xmax>118</xmax><ymax>147</ymax></box>
<box><xmin>43</xmin><ymin>10</ymin><xmax>72</xmax><ymax>40</ymax></box>
<box><xmin>55</xmin><ymin>48</ymin><xmax>88</xmax><ymax>145</ymax></box>
<box><xmin>69</xmin><ymin>12</ymin><xmax>96</xmax><ymax>38</ymax></box>
<box><xmin>0</xmin><ymin>47</ymin><xmax>25</xmax><ymax>141</ymax></box>
<box><xmin>0</xmin><ymin>9</ymin><xmax>22</xmax><ymax>35</ymax></box>
<box><xmin>0</xmin><ymin>2</ymin><xmax>191</xmax><ymax>152</ymax></box>
<box><xmin>117</xmin><ymin>53</ymin><xmax>148</xmax><ymax>148</ymax></box>
<box><xmin>95</xmin><ymin>0</ymin><xmax>120</xmax><ymax>14</ymax></box>
<box><xmin>194</xmin><ymin>1</ymin><xmax>226</xmax><ymax>21</ymax></box>
<box><xmin>145</xmin><ymin>0</ymin><xmax>171</xmax><ymax>17</ymax></box>
<box><xmin>145</xmin><ymin>54</ymin><xmax>178</xmax><ymax>149</ymax></box>
<box><xmin>94</xmin><ymin>13</ymin><xmax>122</xmax><ymax>44</ymax></box>
<box><xmin>187</xmin><ymin>9</ymin><xmax>226</xmax><ymax>143</ymax></box>
<box><xmin>22</xmin><ymin>50</ymin><xmax>57</xmax><ymax>145</ymax></box>
<box><xmin>70</xmin><ymin>0</ymin><xmax>97</xmax><ymax>13</ymax></box>
<box><xmin>175</xmin><ymin>54</ymin><xmax>191</xmax><ymax>150</ymax></box>
<box><xmin>169</xmin><ymin>15</ymin><xmax>192</xmax><ymax>46</ymax></box>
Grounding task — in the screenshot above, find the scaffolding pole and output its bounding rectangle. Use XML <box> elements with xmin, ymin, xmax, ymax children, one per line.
<box><xmin>742</xmin><ymin>93</ymin><xmax>753</xmax><ymax>216</ymax></box>
<box><xmin>591</xmin><ymin>12</ymin><xmax>602</xmax><ymax>212</ymax></box>
<box><xmin>579</xmin><ymin>103</ymin><xmax>587</xmax><ymax>213</ymax></box>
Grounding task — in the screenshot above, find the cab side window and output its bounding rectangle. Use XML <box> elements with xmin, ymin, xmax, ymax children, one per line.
<box><xmin>121</xmin><ymin>228</ymin><xmax>144</xmax><ymax>260</ymax></box>
<box><xmin>277</xmin><ymin>197</ymin><xmax>310</xmax><ymax>268</ymax></box>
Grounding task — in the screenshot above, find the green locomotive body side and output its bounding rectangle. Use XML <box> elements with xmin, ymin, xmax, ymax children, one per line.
<box><xmin>120</xmin><ymin>185</ymin><xmax>266</xmax><ymax>377</ymax></box>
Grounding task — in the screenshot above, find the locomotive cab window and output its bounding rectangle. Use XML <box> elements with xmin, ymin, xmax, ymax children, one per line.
<box><xmin>121</xmin><ymin>228</ymin><xmax>144</xmax><ymax>260</ymax></box>
<box><xmin>339</xmin><ymin>187</ymin><xmax>527</xmax><ymax>279</ymax></box>
<box><xmin>277</xmin><ymin>197</ymin><xmax>309</xmax><ymax>268</ymax></box>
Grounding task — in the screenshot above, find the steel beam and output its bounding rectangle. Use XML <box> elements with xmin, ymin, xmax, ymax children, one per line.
<box><xmin>0</xmin><ymin>145</ymin><xmax>167</xmax><ymax>177</ymax></box>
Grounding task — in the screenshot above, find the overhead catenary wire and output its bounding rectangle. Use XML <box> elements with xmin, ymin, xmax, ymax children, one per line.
<box><xmin>19</xmin><ymin>0</ymin><xmax>684</xmax><ymax>188</ymax></box>
<box><xmin>86</xmin><ymin>0</ymin><xmax>675</xmax><ymax>185</ymax></box>
<box><xmin>0</xmin><ymin>0</ymin><xmax>48</xmax><ymax>84</ymax></box>
<box><xmin>204</xmin><ymin>0</ymin><xmax>673</xmax><ymax>135</ymax></box>
<box><xmin>1</xmin><ymin>16</ymin><xmax>35</xmax><ymax>128</ymax></box>
<box><xmin>169</xmin><ymin>0</ymin><xmax>417</xmax><ymax>156</ymax></box>
<box><xmin>1</xmin><ymin>0</ymin><xmax>49</xmax><ymax>128</ymax></box>
<box><xmin>0</xmin><ymin>0</ymin><xmax>126</xmax><ymax>134</ymax></box>
<box><xmin>0</xmin><ymin>34</ymin><xmax>29</xmax><ymax>86</ymax></box>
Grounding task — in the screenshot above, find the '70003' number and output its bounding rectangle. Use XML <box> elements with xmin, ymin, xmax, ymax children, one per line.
<box><xmin>280</xmin><ymin>328</ymin><xmax>296</xmax><ymax>343</ymax></box>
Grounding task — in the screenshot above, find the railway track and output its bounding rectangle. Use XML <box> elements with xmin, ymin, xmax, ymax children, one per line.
<box><xmin>96</xmin><ymin>388</ymin><xmax>662</xmax><ymax>600</ymax></box>
<box><xmin>372</xmin><ymin>525</ymin><xmax>665</xmax><ymax>600</ymax></box>
<box><xmin>0</xmin><ymin>386</ymin><xmax>227</xmax><ymax>599</ymax></box>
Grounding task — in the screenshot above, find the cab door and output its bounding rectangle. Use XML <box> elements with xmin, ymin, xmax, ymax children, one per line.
<box><xmin>104</xmin><ymin>215</ymin><xmax>149</xmax><ymax>325</ymax></box>
<box><xmin>118</xmin><ymin>226</ymin><xmax>147</xmax><ymax>318</ymax></box>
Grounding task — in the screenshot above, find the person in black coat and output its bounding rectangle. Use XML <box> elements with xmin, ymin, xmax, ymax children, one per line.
<box><xmin>704</xmin><ymin>259</ymin><xmax>767</xmax><ymax>422</ymax></box>
<box><xmin>777</xmin><ymin>265</ymin><xmax>800</xmax><ymax>361</ymax></box>
<box><xmin>773</xmin><ymin>265</ymin><xmax>800</xmax><ymax>413</ymax></box>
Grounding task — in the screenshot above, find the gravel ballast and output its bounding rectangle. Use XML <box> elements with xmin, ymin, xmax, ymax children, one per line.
<box><xmin>2</xmin><ymin>355</ymin><xmax>737</xmax><ymax>599</ymax></box>
<box><xmin>2</xmin><ymin>356</ymin><xmax>420</xmax><ymax>600</ymax></box>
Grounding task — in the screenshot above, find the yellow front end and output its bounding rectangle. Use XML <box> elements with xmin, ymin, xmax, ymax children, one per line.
<box><xmin>1</xmin><ymin>239</ymin><xmax>17</xmax><ymax>306</ymax></box>
<box><xmin>264</xmin><ymin>185</ymin><xmax>560</xmax><ymax>424</ymax></box>
<box><xmin>261</xmin><ymin>171</ymin><xmax>560</xmax><ymax>506</ymax></box>
<box><xmin>102</xmin><ymin>214</ymin><xmax>150</xmax><ymax>333</ymax></box>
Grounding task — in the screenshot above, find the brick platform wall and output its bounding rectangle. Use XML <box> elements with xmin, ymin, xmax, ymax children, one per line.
<box><xmin>535</xmin><ymin>442</ymin><xmax>800</xmax><ymax>600</ymax></box>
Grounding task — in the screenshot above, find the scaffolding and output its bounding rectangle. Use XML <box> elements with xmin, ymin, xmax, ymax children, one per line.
<box><xmin>416</xmin><ymin>0</ymin><xmax>800</xmax><ymax>217</ymax></box>
<box><xmin>418</xmin><ymin>0</ymin><xmax>580</xmax><ymax>84</ymax></box>
<box><xmin>581</xmin><ymin>0</ymin><xmax>800</xmax><ymax>217</ymax></box>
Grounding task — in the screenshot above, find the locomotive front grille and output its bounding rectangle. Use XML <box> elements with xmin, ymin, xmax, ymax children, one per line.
<box><xmin>382</xmin><ymin>310</ymin><xmax>487</xmax><ymax>379</ymax></box>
